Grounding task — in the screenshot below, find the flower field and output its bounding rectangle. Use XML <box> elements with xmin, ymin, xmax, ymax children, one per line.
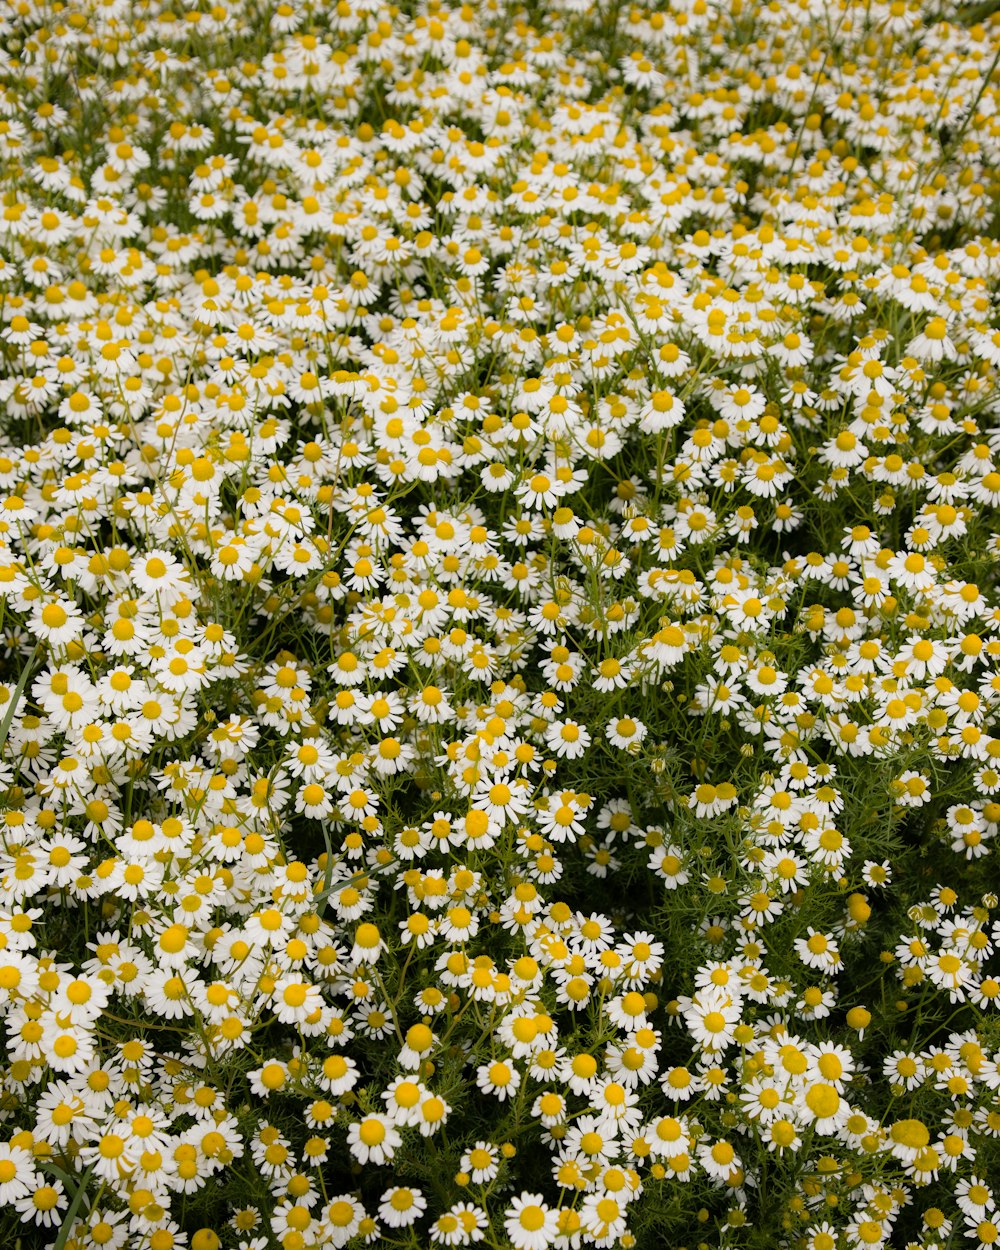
<box><xmin>2</xmin><ymin>0</ymin><xmax>1000</xmax><ymax>1246</ymax></box>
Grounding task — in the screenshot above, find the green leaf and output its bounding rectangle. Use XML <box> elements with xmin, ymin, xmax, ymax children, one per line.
<box><xmin>50</xmin><ymin>1160</ymin><xmax>96</xmax><ymax>1250</ymax></box>
<box><xmin>0</xmin><ymin>642</ymin><xmax>40</xmax><ymax>760</ymax></box>
<box><xmin>35</xmin><ymin>1160</ymin><xmax>77</xmax><ymax>1192</ymax></box>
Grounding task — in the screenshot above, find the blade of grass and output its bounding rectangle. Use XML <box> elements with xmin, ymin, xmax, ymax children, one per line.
<box><xmin>36</xmin><ymin>1160</ymin><xmax>78</xmax><ymax>1191</ymax></box>
<box><xmin>0</xmin><ymin>641</ymin><xmax>40</xmax><ymax>760</ymax></box>
<box><xmin>314</xmin><ymin>826</ymin><xmax>367</xmax><ymax>916</ymax></box>
<box><xmin>47</xmin><ymin>1159</ymin><xmax>96</xmax><ymax>1250</ymax></box>
<box><xmin>317</xmin><ymin>822</ymin><xmax>335</xmax><ymax>915</ymax></box>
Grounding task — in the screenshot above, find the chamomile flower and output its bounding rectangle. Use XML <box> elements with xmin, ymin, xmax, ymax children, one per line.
<box><xmin>346</xmin><ymin>1115</ymin><xmax>401</xmax><ymax>1166</ymax></box>
<box><xmin>379</xmin><ymin>1186</ymin><xmax>427</xmax><ymax>1228</ymax></box>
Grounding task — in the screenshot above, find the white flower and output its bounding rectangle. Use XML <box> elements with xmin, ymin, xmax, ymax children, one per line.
<box><xmin>544</xmin><ymin>719</ymin><xmax>591</xmax><ymax>759</ymax></box>
<box><xmin>504</xmin><ymin>1194</ymin><xmax>559</xmax><ymax>1250</ymax></box>
<box><xmin>346</xmin><ymin>1114</ymin><xmax>401</xmax><ymax>1165</ymax></box>
<box><xmin>476</xmin><ymin>1059</ymin><xmax>521</xmax><ymax>1101</ymax></box>
<box><xmin>680</xmin><ymin>986</ymin><xmax>742</xmax><ymax>1053</ymax></box>
<box><xmin>322</xmin><ymin>1196</ymin><xmax>364</xmax><ymax>1247</ymax></box>
<box><xmin>0</xmin><ymin>1143</ymin><xmax>37</xmax><ymax>1204</ymax></box>
<box><xmin>379</xmin><ymin>1186</ymin><xmax>427</xmax><ymax>1229</ymax></box>
<box><xmin>606</xmin><ymin>715</ymin><xmax>646</xmax><ymax>750</ymax></box>
<box><xmin>698</xmin><ymin>1138</ymin><xmax>742</xmax><ymax>1181</ymax></box>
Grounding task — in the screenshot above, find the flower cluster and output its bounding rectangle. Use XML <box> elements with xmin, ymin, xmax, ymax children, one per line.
<box><xmin>1</xmin><ymin>0</ymin><xmax>1000</xmax><ymax>1247</ymax></box>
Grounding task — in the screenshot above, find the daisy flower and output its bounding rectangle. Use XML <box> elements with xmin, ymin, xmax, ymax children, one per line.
<box><xmin>346</xmin><ymin>1115</ymin><xmax>401</xmax><ymax>1166</ymax></box>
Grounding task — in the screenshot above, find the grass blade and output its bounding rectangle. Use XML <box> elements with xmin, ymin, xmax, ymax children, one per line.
<box><xmin>0</xmin><ymin>642</ymin><xmax>40</xmax><ymax>761</ymax></box>
<box><xmin>50</xmin><ymin>1160</ymin><xmax>96</xmax><ymax>1250</ymax></box>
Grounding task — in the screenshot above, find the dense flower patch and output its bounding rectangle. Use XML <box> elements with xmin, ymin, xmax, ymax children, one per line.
<box><xmin>2</xmin><ymin>0</ymin><xmax>1000</xmax><ymax>1246</ymax></box>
